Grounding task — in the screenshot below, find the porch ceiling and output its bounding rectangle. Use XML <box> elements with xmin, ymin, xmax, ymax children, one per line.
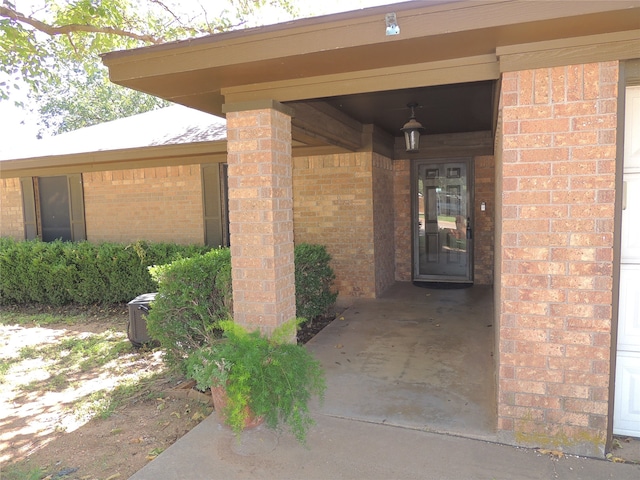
<box><xmin>102</xmin><ymin>0</ymin><xmax>640</xmax><ymax>150</ymax></box>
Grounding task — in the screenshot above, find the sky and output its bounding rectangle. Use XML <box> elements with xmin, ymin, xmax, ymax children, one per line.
<box><xmin>0</xmin><ymin>0</ymin><xmax>406</xmax><ymax>151</ymax></box>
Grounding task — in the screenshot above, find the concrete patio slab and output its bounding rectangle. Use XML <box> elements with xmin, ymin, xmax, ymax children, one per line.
<box><xmin>306</xmin><ymin>282</ymin><xmax>496</xmax><ymax>440</ymax></box>
<box><xmin>129</xmin><ymin>282</ymin><xmax>640</xmax><ymax>479</ymax></box>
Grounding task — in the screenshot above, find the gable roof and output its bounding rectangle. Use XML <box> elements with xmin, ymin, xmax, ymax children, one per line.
<box><xmin>0</xmin><ymin>105</ymin><xmax>227</xmax><ymax>178</ymax></box>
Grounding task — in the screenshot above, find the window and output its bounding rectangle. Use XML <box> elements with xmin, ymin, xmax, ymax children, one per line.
<box><xmin>202</xmin><ymin>164</ymin><xmax>230</xmax><ymax>247</ymax></box>
<box><xmin>20</xmin><ymin>175</ymin><xmax>86</xmax><ymax>241</ymax></box>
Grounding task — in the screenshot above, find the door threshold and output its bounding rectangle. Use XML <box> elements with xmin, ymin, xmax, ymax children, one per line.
<box><xmin>412</xmin><ymin>281</ymin><xmax>473</xmax><ymax>289</ymax></box>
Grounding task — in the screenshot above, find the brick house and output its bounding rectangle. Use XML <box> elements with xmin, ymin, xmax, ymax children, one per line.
<box><xmin>1</xmin><ymin>0</ymin><xmax>639</xmax><ymax>457</ymax></box>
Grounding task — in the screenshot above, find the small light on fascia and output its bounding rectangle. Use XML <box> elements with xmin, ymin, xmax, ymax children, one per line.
<box><xmin>385</xmin><ymin>13</ymin><xmax>399</xmax><ymax>36</ymax></box>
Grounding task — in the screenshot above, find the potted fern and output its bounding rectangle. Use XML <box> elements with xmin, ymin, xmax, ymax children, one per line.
<box><xmin>185</xmin><ymin>319</ymin><xmax>326</xmax><ymax>444</ymax></box>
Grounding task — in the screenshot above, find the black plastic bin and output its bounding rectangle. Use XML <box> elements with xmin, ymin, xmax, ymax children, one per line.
<box><xmin>127</xmin><ymin>292</ymin><xmax>157</xmax><ymax>347</ymax></box>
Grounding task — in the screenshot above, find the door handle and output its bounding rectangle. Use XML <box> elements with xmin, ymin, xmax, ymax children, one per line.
<box><xmin>623</xmin><ymin>181</ymin><xmax>627</xmax><ymax>211</ymax></box>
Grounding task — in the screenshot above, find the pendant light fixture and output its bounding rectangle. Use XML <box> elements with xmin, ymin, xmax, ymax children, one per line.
<box><xmin>401</xmin><ymin>103</ymin><xmax>425</xmax><ymax>153</ymax></box>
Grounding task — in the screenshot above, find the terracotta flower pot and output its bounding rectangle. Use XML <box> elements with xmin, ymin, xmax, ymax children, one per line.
<box><xmin>210</xmin><ymin>385</ymin><xmax>264</xmax><ymax>429</ymax></box>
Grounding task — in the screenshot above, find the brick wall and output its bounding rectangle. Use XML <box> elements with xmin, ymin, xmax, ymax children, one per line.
<box><xmin>474</xmin><ymin>155</ymin><xmax>495</xmax><ymax>285</ymax></box>
<box><xmin>497</xmin><ymin>62</ymin><xmax>618</xmax><ymax>457</ymax></box>
<box><xmin>83</xmin><ymin>166</ymin><xmax>205</xmax><ymax>244</ymax></box>
<box><xmin>226</xmin><ymin>108</ymin><xmax>296</xmax><ymax>333</ymax></box>
<box><xmin>394</xmin><ymin>160</ymin><xmax>412</xmax><ymax>281</ymax></box>
<box><xmin>0</xmin><ymin>178</ymin><xmax>24</xmax><ymax>240</ymax></box>
<box><xmin>293</xmin><ymin>152</ymin><xmax>376</xmax><ymax>298</ymax></box>
<box><xmin>372</xmin><ymin>153</ymin><xmax>396</xmax><ymax>296</ymax></box>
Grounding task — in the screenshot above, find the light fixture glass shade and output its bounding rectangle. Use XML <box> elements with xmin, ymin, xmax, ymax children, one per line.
<box><xmin>401</xmin><ymin>104</ymin><xmax>425</xmax><ymax>153</ymax></box>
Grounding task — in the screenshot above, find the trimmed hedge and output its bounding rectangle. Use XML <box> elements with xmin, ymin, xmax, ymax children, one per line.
<box><xmin>294</xmin><ymin>243</ymin><xmax>338</xmax><ymax>323</ymax></box>
<box><xmin>0</xmin><ymin>238</ymin><xmax>210</xmax><ymax>305</ymax></box>
<box><xmin>146</xmin><ymin>248</ymin><xmax>232</xmax><ymax>368</ymax></box>
<box><xmin>145</xmin><ymin>243</ymin><xmax>338</xmax><ymax>369</ymax></box>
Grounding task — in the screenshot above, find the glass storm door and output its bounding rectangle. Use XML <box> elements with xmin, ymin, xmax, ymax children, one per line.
<box><xmin>414</xmin><ymin>159</ymin><xmax>472</xmax><ymax>282</ymax></box>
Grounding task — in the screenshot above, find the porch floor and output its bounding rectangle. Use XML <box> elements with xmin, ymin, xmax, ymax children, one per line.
<box><xmin>307</xmin><ymin>281</ymin><xmax>497</xmax><ymax>441</ymax></box>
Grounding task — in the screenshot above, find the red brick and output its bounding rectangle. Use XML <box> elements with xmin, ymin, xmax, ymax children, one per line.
<box><xmin>518</xmin><ymin>288</ymin><xmax>566</xmax><ymax>303</ymax></box>
<box><xmin>520</xmin><ymin>118</ymin><xmax>569</xmax><ymax>133</ymax></box>
<box><xmin>502</xmin><ymin>191</ymin><xmax>550</xmax><ymax>205</ymax></box>
<box><xmin>572</xmin><ymin>145</ymin><xmax>616</xmax><ymax>160</ymax></box>
<box><xmin>565</xmin><ymin>398</ymin><xmax>608</xmax><ymax>416</ymax></box>
<box><xmin>546</xmin><ymin>410</ymin><xmax>590</xmax><ymax>427</ymax></box>
<box><xmin>572</xmin><ymin>114</ymin><xmax>617</xmax><ymax>131</ymax></box>
<box><xmin>515</xmin><ymin>393</ymin><xmax>561</xmax><ymax>409</ymax></box>
<box><xmin>548</xmin><ymin>356</ymin><xmax>591</xmax><ymax>372</ymax></box>
<box><xmin>550</xmin><ymin>304</ymin><xmax>594</xmax><ymax>319</ymax></box>
<box><xmin>566</xmin><ymin>318</ymin><xmax>611</xmax><ymax>332</ymax></box>
<box><xmin>564</xmin><ymin>371</ymin><xmax>609</xmax><ymax>388</ymax></box>
<box><xmin>550</xmin><ymin>66</ymin><xmax>566</xmax><ymax>103</ymax></box>
<box><xmin>519</xmin><ymin>148</ymin><xmax>569</xmax><ymax>162</ymax></box>
<box><xmin>501</xmin><ymin>353</ymin><xmax>548</xmax><ymax>367</ymax></box>
<box><xmin>519</xmin><ymin>234</ymin><xmax>568</xmax><ymax>247</ymax></box>
<box><xmin>547</xmin><ymin>383</ymin><xmax>589</xmax><ymax>399</ymax></box>
<box><xmin>503</xmin><ymin>105</ymin><xmax>553</xmax><ymax>121</ymax></box>
<box><xmin>516</xmin><ymin>367</ymin><xmax>563</xmax><ymax>383</ymax></box>
<box><xmin>551</xmin><ymin>219</ymin><xmax>595</xmax><ymax>233</ymax></box>
<box><xmin>554</xmin><ymin>131</ymin><xmax>599</xmax><ymax>147</ymax></box>
<box><xmin>519</xmin><ymin>205</ymin><xmax>568</xmax><ymax>219</ymax></box>
<box><xmin>515</xmin><ymin>315</ymin><xmax>565</xmax><ymax>329</ymax></box>
<box><xmin>567</xmin><ymin>65</ymin><xmax>584</xmax><ymax>101</ymax></box>
<box><xmin>517</xmin><ymin>262</ymin><xmax>565</xmax><ymax>275</ymax></box>
<box><xmin>503</xmin><ymin>161</ymin><xmax>552</xmax><ymax>176</ymax></box>
<box><xmin>551</xmin><ymin>247</ymin><xmax>595</xmax><ymax>262</ymax></box>
<box><xmin>503</xmin><ymin>219</ymin><xmax>550</xmax><ymax>233</ymax></box>
<box><xmin>518</xmin><ymin>177</ymin><xmax>569</xmax><ymax>190</ymax></box>
<box><xmin>500</xmin><ymin>379</ymin><xmax>546</xmax><ymax>395</ymax></box>
<box><xmin>503</xmin><ymin>301</ymin><xmax>549</xmax><ymax>316</ymax></box>
<box><xmin>515</xmin><ymin>341</ymin><xmax>564</xmax><ymax>357</ymax></box>
<box><xmin>553</xmin><ymin>102</ymin><xmax>597</xmax><ymax>117</ymax></box>
<box><xmin>551</xmin><ymin>161</ymin><xmax>597</xmax><ymax>176</ymax></box>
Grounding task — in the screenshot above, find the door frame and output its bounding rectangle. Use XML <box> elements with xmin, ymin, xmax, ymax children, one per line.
<box><xmin>411</xmin><ymin>157</ymin><xmax>475</xmax><ymax>283</ymax></box>
<box><xmin>611</xmin><ymin>61</ymin><xmax>640</xmax><ymax>441</ymax></box>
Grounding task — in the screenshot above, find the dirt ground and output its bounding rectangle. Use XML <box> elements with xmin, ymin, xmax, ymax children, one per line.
<box><xmin>0</xmin><ymin>304</ymin><xmax>334</xmax><ymax>480</ymax></box>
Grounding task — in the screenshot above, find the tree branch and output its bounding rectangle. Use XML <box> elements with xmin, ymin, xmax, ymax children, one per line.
<box><xmin>0</xmin><ymin>5</ymin><xmax>164</xmax><ymax>44</ymax></box>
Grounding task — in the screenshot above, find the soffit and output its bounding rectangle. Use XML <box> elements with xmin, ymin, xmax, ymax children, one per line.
<box><xmin>101</xmin><ymin>0</ymin><xmax>639</xmax><ymax>150</ymax></box>
<box><xmin>103</xmin><ymin>0</ymin><xmax>640</xmax><ymax>115</ymax></box>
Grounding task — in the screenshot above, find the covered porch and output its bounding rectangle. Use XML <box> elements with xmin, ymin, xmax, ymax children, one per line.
<box><xmin>309</xmin><ymin>281</ymin><xmax>496</xmax><ymax>440</ymax></box>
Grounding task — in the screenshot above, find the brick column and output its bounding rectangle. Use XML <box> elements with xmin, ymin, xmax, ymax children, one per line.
<box><xmin>497</xmin><ymin>62</ymin><xmax>619</xmax><ymax>457</ymax></box>
<box><xmin>226</xmin><ymin>106</ymin><xmax>295</xmax><ymax>335</ymax></box>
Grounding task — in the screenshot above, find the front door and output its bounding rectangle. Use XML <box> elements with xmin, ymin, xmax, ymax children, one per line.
<box><xmin>614</xmin><ymin>85</ymin><xmax>640</xmax><ymax>437</ymax></box>
<box><xmin>413</xmin><ymin>158</ymin><xmax>473</xmax><ymax>282</ymax></box>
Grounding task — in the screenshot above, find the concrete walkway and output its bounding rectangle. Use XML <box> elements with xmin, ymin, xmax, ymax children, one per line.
<box><xmin>130</xmin><ymin>413</ymin><xmax>639</xmax><ymax>480</ymax></box>
<box><xmin>130</xmin><ymin>283</ymin><xmax>640</xmax><ymax>479</ymax></box>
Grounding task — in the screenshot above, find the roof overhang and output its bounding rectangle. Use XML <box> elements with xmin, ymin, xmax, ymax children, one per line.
<box><xmin>0</xmin><ymin>141</ymin><xmax>227</xmax><ymax>179</ymax></box>
<box><xmin>102</xmin><ymin>0</ymin><xmax>640</xmax><ymax>118</ymax></box>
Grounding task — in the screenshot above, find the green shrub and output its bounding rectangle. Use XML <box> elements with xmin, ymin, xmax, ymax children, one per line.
<box><xmin>294</xmin><ymin>243</ymin><xmax>338</xmax><ymax>323</ymax></box>
<box><xmin>0</xmin><ymin>238</ymin><xmax>210</xmax><ymax>305</ymax></box>
<box><xmin>145</xmin><ymin>248</ymin><xmax>232</xmax><ymax>368</ymax></box>
<box><xmin>185</xmin><ymin>319</ymin><xmax>326</xmax><ymax>443</ymax></box>
<box><xmin>145</xmin><ymin>243</ymin><xmax>337</xmax><ymax>370</ymax></box>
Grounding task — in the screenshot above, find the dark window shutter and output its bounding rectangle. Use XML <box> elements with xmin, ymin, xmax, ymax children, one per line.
<box><xmin>20</xmin><ymin>177</ymin><xmax>37</xmax><ymax>240</ymax></box>
<box><xmin>67</xmin><ymin>174</ymin><xmax>86</xmax><ymax>241</ymax></box>
<box><xmin>202</xmin><ymin>164</ymin><xmax>223</xmax><ymax>247</ymax></box>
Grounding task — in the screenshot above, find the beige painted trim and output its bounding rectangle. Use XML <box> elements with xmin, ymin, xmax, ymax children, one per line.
<box><xmin>497</xmin><ymin>30</ymin><xmax>640</xmax><ymax>72</ymax></box>
<box><xmin>0</xmin><ymin>142</ymin><xmax>227</xmax><ymax>179</ymax></box>
<box><xmin>222</xmin><ymin>55</ymin><xmax>500</xmax><ymax>103</ymax></box>
<box><xmin>221</xmin><ymin>99</ymin><xmax>294</xmax><ymax>116</ymax></box>
<box><xmin>103</xmin><ymin>1</ymin><xmax>638</xmax><ymax>76</ymax></box>
<box><xmin>625</xmin><ymin>58</ymin><xmax>640</xmax><ymax>86</ymax></box>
